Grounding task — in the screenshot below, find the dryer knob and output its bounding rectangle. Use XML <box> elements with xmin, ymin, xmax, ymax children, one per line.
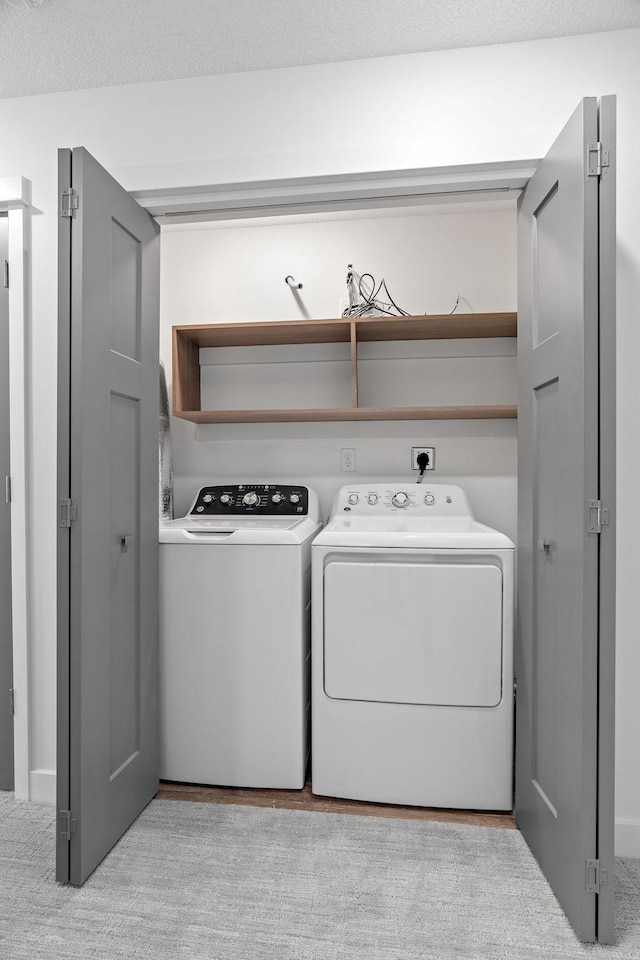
<box><xmin>220</xmin><ymin>494</ymin><xmax>232</xmax><ymax>505</ymax></box>
<box><xmin>290</xmin><ymin>493</ymin><xmax>301</xmax><ymax>504</ymax></box>
<box><xmin>242</xmin><ymin>491</ymin><xmax>260</xmax><ymax>507</ymax></box>
<box><xmin>271</xmin><ymin>493</ymin><xmax>284</xmax><ymax>504</ymax></box>
<box><xmin>424</xmin><ymin>494</ymin><xmax>435</xmax><ymax>505</ymax></box>
<box><xmin>367</xmin><ymin>494</ymin><xmax>378</xmax><ymax>505</ymax></box>
<box><xmin>348</xmin><ymin>493</ymin><xmax>359</xmax><ymax>505</ymax></box>
<box><xmin>392</xmin><ymin>491</ymin><xmax>410</xmax><ymax>508</ymax></box>
<box><xmin>203</xmin><ymin>494</ymin><xmax>214</xmax><ymax>504</ymax></box>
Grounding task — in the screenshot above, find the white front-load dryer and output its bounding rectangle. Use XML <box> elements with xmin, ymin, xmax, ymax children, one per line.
<box><xmin>160</xmin><ymin>483</ymin><xmax>321</xmax><ymax>789</ymax></box>
<box><xmin>311</xmin><ymin>483</ymin><xmax>515</xmax><ymax>810</ymax></box>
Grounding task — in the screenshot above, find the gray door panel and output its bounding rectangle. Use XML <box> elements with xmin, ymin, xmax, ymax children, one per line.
<box><xmin>0</xmin><ymin>214</ymin><xmax>13</xmax><ymax>792</ymax></box>
<box><xmin>57</xmin><ymin>147</ymin><xmax>160</xmax><ymax>885</ymax></box>
<box><xmin>517</xmin><ymin>97</ymin><xmax>610</xmax><ymax>942</ymax></box>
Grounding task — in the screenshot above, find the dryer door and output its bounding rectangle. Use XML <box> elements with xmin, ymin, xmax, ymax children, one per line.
<box><xmin>324</xmin><ymin>560</ymin><xmax>503</xmax><ymax>706</ymax></box>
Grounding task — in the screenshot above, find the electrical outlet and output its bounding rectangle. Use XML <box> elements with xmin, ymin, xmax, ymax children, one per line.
<box><xmin>411</xmin><ymin>447</ymin><xmax>436</xmax><ymax>471</ymax></box>
<box><xmin>341</xmin><ymin>447</ymin><xmax>356</xmax><ymax>472</ymax></box>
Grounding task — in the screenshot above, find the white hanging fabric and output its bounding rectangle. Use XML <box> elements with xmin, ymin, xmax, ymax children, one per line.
<box><xmin>159</xmin><ymin>361</ymin><xmax>174</xmax><ymax>521</ymax></box>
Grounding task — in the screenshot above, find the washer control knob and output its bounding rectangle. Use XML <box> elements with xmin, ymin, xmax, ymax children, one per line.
<box><xmin>424</xmin><ymin>494</ymin><xmax>435</xmax><ymax>505</ymax></box>
<box><xmin>220</xmin><ymin>494</ymin><xmax>232</xmax><ymax>505</ymax></box>
<box><xmin>392</xmin><ymin>491</ymin><xmax>410</xmax><ymax>508</ymax></box>
<box><xmin>271</xmin><ymin>492</ymin><xmax>284</xmax><ymax>504</ymax></box>
<box><xmin>289</xmin><ymin>493</ymin><xmax>301</xmax><ymax>504</ymax></box>
<box><xmin>367</xmin><ymin>493</ymin><xmax>378</xmax><ymax>505</ymax></box>
<box><xmin>348</xmin><ymin>493</ymin><xmax>359</xmax><ymax>505</ymax></box>
<box><xmin>242</xmin><ymin>491</ymin><xmax>260</xmax><ymax>507</ymax></box>
<box><xmin>203</xmin><ymin>494</ymin><xmax>214</xmax><ymax>504</ymax></box>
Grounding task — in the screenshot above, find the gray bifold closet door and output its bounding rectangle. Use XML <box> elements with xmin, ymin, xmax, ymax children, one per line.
<box><xmin>57</xmin><ymin>147</ymin><xmax>160</xmax><ymax>885</ymax></box>
<box><xmin>0</xmin><ymin>214</ymin><xmax>13</xmax><ymax>792</ymax></box>
<box><xmin>516</xmin><ymin>97</ymin><xmax>616</xmax><ymax>943</ymax></box>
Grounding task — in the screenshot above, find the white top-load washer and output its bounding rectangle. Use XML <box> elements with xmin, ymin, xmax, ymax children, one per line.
<box><xmin>160</xmin><ymin>483</ymin><xmax>321</xmax><ymax>789</ymax></box>
<box><xmin>312</xmin><ymin>483</ymin><xmax>515</xmax><ymax>810</ymax></box>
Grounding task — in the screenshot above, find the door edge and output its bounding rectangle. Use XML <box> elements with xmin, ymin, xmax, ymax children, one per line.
<box><xmin>595</xmin><ymin>93</ymin><xmax>617</xmax><ymax>946</ymax></box>
<box><xmin>55</xmin><ymin>148</ymin><xmax>72</xmax><ymax>884</ymax></box>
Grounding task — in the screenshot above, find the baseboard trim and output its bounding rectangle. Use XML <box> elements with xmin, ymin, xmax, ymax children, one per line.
<box><xmin>29</xmin><ymin>769</ymin><xmax>56</xmax><ymax>805</ymax></box>
<box><xmin>20</xmin><ymin>770</ymin><xmax>640</xmax><ymax>849</ymax></box>
<box><xmin>615</xmin><ymin>818</ymin><xmax>640</xmax><ymax>858</ymax></box>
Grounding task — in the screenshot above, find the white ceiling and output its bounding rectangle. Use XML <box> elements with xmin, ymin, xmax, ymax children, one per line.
<box><xmin>1</xmin><ymin>0</ymin><xmax>640</xmax><ymax>100</ymax></box>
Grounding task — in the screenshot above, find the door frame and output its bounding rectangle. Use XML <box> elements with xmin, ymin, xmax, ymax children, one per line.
<box><xmin>130</xmin><ymin>160</ymin><xmax>539</xmax><ymax>223</ymax></box>
<box><xmin>0</xmin><ymin>177</ymin><xmax>31</xmax><ymax>799</ymax></box>
<box><xmin>52</xmin><ymin>150</ymin><xmax>615</xmax><ymax>933</ymax></box>
<box><xmin>134</xmin><ymin>152</ymin><xmax>616</xmax><ymax>941</ymax></box>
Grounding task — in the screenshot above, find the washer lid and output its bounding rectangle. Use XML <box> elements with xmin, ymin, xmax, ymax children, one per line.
<box><xmin>160</xmin><ymin>514</ymin><xmax>321</xmax><ymax>544</ymax></box>
<box><xmin>161</xmin><ymin>481</ymin><xmax>322</xmax><ymax>543</ymax></box>
<box><xmin>313</xmin><ymin>516</ymin><xmax>514</xmax><ymax>550</ymax></box>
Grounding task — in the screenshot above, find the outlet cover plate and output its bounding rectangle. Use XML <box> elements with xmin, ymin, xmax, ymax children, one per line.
<box><xmin>411</xmin><ymin>447</ymin><xmax>435</xmax><ymax>471</ymax></box>
<box><xmin>341</xmin><ymin>447</ymin><xmax>356</xmax><ymax>472</ymax></box>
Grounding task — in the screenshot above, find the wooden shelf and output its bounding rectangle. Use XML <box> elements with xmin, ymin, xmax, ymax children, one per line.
<box><xmin>173</xmin><ymin>313</ymin><xmax>516</xmax><ymax>348</ymax></box>
<box><xmin>175</xmin><ymin>406</ymin><xmax>517</xmax><ymax>424</ymax></box>
<box><xmin>172</xmin><ymin>313</ymin><xmax>517</xmax><ymax>424</ymax></box>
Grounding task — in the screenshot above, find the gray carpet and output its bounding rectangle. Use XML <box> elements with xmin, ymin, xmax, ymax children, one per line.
<box><xmin>0</xmin><ymin>791</ymin><xmax>639</xmax><ymax>959</ymax></box>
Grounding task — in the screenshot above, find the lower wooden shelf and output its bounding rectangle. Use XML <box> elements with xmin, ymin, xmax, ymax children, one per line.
<box><xmin>174</xmin><ymin>404</ymin><xmax>518</xmax><ymax>424</ymax></box>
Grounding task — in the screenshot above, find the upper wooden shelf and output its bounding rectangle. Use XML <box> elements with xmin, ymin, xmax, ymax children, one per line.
<box><xmin>173</xmin><ymin>312</ymin><xmax>517</xmax><ymax>349</ymax></box>
<box><xmin>172</xmin><ymin>313</ymin><xmax>518</xmax><ymax>424</ymax></box>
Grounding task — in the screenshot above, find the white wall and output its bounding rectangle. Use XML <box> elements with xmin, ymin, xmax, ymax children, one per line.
<box><xmin>0</xmin><ymin>27</ymin><xmax>638</xmax><ymax>854</ymax></box>
<box><xmin>160</xmin><ymin>205</ymin><xmax>517</xmax><ymax>531</ymax></box>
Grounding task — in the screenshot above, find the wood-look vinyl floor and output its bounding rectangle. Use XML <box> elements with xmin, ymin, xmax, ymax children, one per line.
<box><xmin>155</xmin><ymin>780</ymin><xmax>516</xmax><ymax>830</ymax></box>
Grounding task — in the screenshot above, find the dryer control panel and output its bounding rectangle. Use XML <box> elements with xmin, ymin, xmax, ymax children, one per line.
<box><xmin>331</xmin><ymin>483</ymin><xmax>474</xmax><ymax>517</ymax></box>
<box><xmin>190</xmin><ymin>484</ymin><xmax>310</xmax><ymax>516</ymax></box>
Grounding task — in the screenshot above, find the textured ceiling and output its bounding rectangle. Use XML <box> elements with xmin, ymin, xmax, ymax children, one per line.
<box><xmin>1</xmin><ymin>0</ymin><xmax>640</xmax><ymax>100</ymax></box>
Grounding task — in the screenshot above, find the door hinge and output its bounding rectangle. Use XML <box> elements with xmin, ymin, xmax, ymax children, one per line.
<box><xmin>60</xmin><ymin>188</ymin><xmax>79</xmax><ymax>218</ymax></box>
<box><xmin>9</xmin><ymin>688</ymin><xmax>14</xmax><ymax>715</ymax></box>
<box><xmin>5</xmin><ymin>476</ymin><xmax>10</xmax><ymax>504</ymax></box>
<box><xmin>59</xmin><ymin>498</ymin><xmax>77</xmax><ymax>527</ymax></box>
<box><xmin>587</xmin><ymin>142</ymin><xmax>610</xmax><ymax>177</ymax></box>
<box><xmin>587</xmin><ymin>499</ymin><xmax>609</xmax><ymax>534</ymax></box>
<box><xmin>2</xmin><ymin>259</ymin><xmax>8</xmax><ymax>289</ymax></box>
<box><xmin>58</xmin><ymin>809</ymin><xmax>77</xmax><ymax>842</ymax></box>
<box><xmin>585</xmin><ymin>858</ymin><xmax>608</xmax><ymax>893</ymax></box>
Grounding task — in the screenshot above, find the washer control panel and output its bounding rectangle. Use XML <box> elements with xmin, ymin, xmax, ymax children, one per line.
<box><xmin>190</xmin><ymin>484</ymin><xmax>309</xmax><ymax>516</ymax></box>
<box><xmin>333</xmin><ymin>483</ymin><xmax>472</xmax><ymax>517</ymax></box>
